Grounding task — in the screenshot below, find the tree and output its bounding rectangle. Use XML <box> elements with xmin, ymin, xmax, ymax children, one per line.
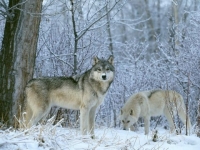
<box><xmin>0</xmin><ymin>0</ymin><xmax>43</xmax><ymax>126</ymax></box>
<box><xmin>69</xmin><ymin>0</ymin><xmax>121</xmax><ymax>74</ymax></box>
<box><xmin>197</xmin><ymin>98</ymin><xmax>200</xmax><ymax>137</ymax></box>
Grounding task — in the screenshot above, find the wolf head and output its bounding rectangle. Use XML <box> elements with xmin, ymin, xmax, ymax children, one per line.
<box><xmin>90</xmin><ymin>55</ymin><xmax>115</xmax><ymax>82</ymax></box>
<box><xmin>120</xmin><ymin>109</ymin><xmax>138</xmax><ymax>130</ymax></box>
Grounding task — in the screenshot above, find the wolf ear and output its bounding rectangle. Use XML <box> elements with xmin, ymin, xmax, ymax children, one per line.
<box><xmin>108</xmin><ymin>55</ymin><xmax>114</xmax><ymax>65</ymax></box>
<box><xmin>139</xmin><ymin>97</ymin><xmax>144</xmax><ymax>105</ymax></box>
<box><xmin>130</xmin><ymin>110</ymin><xmax>133</xmax><ymax>115</ymax></box>
<box><xmin>93</xmin><ymin>56</ymin><xmax>99</xmax><ymax>66</ymax></box>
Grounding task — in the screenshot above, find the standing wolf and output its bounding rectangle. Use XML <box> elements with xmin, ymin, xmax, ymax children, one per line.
<box><xmin>25</xmin><ymin>56</ymin><xmax>114</xmax><ymax>137</ymax></box>
<box><xmin>119</xmin><ymin>90</ymin><xmax>191</xmax><ymax>135</ymax></box>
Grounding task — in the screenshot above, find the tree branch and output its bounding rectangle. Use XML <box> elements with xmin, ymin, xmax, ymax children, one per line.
<box><xmin>77</xmin><ymin>0</ymin><xmax>122</xmax><ymax>40</ymax></box>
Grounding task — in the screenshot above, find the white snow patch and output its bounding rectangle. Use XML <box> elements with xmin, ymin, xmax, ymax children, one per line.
<box><xmin>0</xmin><ymin>124</ymin><xmax>200</xmax><ymax>150</ymax></box>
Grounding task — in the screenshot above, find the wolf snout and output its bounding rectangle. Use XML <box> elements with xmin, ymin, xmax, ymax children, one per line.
<box><xmin>102</xmin><ymin>74</ymin><xmax>107</xmax><ymax>80</ymax></box>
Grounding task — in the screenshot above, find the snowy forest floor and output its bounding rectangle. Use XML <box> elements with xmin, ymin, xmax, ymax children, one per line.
<box><xmin>0</xmin><ymin>120</ymin><xmax>200</xmax><ymax>150</ymax></box>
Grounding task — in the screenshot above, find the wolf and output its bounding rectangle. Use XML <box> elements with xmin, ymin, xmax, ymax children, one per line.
<box><xmin>119</xmin><ymin>90</ymin><xmax>191</xmax><ymax>135</ymax></box>
<box><xmin>25</xmin><ymin>56</ymin><xmax>115</xmax><ymax>137</ymax></box>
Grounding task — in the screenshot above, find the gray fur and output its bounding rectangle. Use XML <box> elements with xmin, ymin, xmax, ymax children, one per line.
<box><xmin>25</xmin><ymin>56</ymin><xmax>115</xmax><ymax>137</ymax></box>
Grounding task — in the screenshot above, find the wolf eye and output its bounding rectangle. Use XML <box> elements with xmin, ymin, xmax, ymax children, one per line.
<box><xmin>122</xmin><ymin>120</ymin><xmax>125</xmax><ymax>123</ymax></box>
<box><xmin>97</xmin><ymin>68</ymin><xmax>101</xmax><ymax>71</ymax></box>
<box><xmin>106</xmin><ymin>68</ymin><xmax>110</xmax><ymax>71</ymax></box>
<box><xmin>127</xmin><ymin>121</ymin><xmax>130</xmax><ymax>123</ymax></box>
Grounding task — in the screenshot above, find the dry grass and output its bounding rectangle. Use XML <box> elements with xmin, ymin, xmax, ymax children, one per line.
<box><xmin>0</xmin><ymin>117</ymin><xmax>198</xmax><ymax>150</ymax></box>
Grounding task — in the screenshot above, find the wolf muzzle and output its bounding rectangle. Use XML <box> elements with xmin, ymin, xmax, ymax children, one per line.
<box><xmin>102</xmin><ymin>73</ymin><xmax>106</xmax><ymax>80</ymax></box>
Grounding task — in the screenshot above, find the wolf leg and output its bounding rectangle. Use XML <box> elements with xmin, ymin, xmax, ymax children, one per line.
<box><xmin>164</xmin><ymin>108</ymin><xmax>176</xmax><ymax>133</ymax></box>
<box><xmin>89</xmin><ymin>105</ymin><xmax>98</xmax><ymax>138</ymax></box>
<box><xmin>25</xmin><ymin>104</ymin><xmax>33</xmax><ymax>128</ymax></box>
<box><xmin>80</xmin><ymin>107</ymin><xmax>90</xmax><ymax>135</ymax></box>
<box><xmin>178</xmin><ymin>107</ymin><xmax>192</xmax><ymax>134</ymax></box>
<box><xmin>27</xmin><ymin>107</ymin><xmax>49</xmax><ymax>128</ymax></box>
<box><xmin>144</xmin><ymin>116</ymin><xmax>150</xmax><ymax>135</ymax></box>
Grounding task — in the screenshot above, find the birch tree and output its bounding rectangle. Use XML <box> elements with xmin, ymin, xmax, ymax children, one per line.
<box><xmin>0</xmin><ymin>0</ymin><xmax>43</xmax><ymax>126</ymax></box>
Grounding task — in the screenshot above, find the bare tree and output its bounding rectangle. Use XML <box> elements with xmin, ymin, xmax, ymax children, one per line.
<box><xmin>106</xmin><ymin>4</ymin><xmax>113</xmax><ymax>55</ymax></box>
<box><xmin>144</xmin><ymin>0</ymin><xmax>156</xmax><ymax>42</ymax></box>
<box><xmin>69</xmin><ymin>0</ymin><xmax>121</xmax><ymax>74</ymax></box>
<box><xmin>197</xmin><ymin>97</ymin><xmax>200</xmax><ymax>137</ymax></box>
<box><xmin>0</xmin><ymin>0</ymin><xmax>43</xmax><ymax>126</ymax></box>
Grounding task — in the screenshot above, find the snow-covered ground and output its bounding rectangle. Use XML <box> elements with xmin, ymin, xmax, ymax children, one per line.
<box><xmin>0</xmin><ymin>120</ymin><xmax>200</xmax><ymax>150</ymax></box>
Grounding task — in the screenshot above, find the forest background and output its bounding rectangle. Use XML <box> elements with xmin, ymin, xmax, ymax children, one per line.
<box><xmin>0</xmin><ymin>0</ymin><xmax>200</xmax><ymax>136</ymax></box>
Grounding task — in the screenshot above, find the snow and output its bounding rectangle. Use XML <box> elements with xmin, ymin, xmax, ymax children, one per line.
<box><xmin>0</xmin><ymin>121</ymin><xmax>200</xmax><ymax>150</ymax></box>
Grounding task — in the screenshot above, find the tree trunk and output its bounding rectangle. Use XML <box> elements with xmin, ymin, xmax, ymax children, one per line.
<box><xmin>106</xmin><ymin>4</ymin><xmax>113</xmax><ymax>55</ymax></box>
<box><xmin>144</xmin><ymin>0</ymin><xmax>156</xmax><ymax>45</ymax></box>
<box><xmin>0</xmin><ymin>0</ymin><xmax>43</xmax><ymax>126</ymax></box>
<box><xmin>157</xmin><ymin>0</ymin><xmax>161</xmax><ymax>35</ymax></box>
<box><xmin>197</xmin><ymin>97</ymin><xmax>200</xmax><ymax>137</ymax></box>
<box><xmin>0</xmin><ymin>0</ymin><xmax>21</xmax><ymax>125</ymax></box>
<box><xmin>172</xmin><ymin>0</ymin><xmax>179</xmax><ymax>50</ymax></box>
<box><xmin>70</xmin><ymin>0</ymin><xmax>78</xmax><ymax>75</ymax></box>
